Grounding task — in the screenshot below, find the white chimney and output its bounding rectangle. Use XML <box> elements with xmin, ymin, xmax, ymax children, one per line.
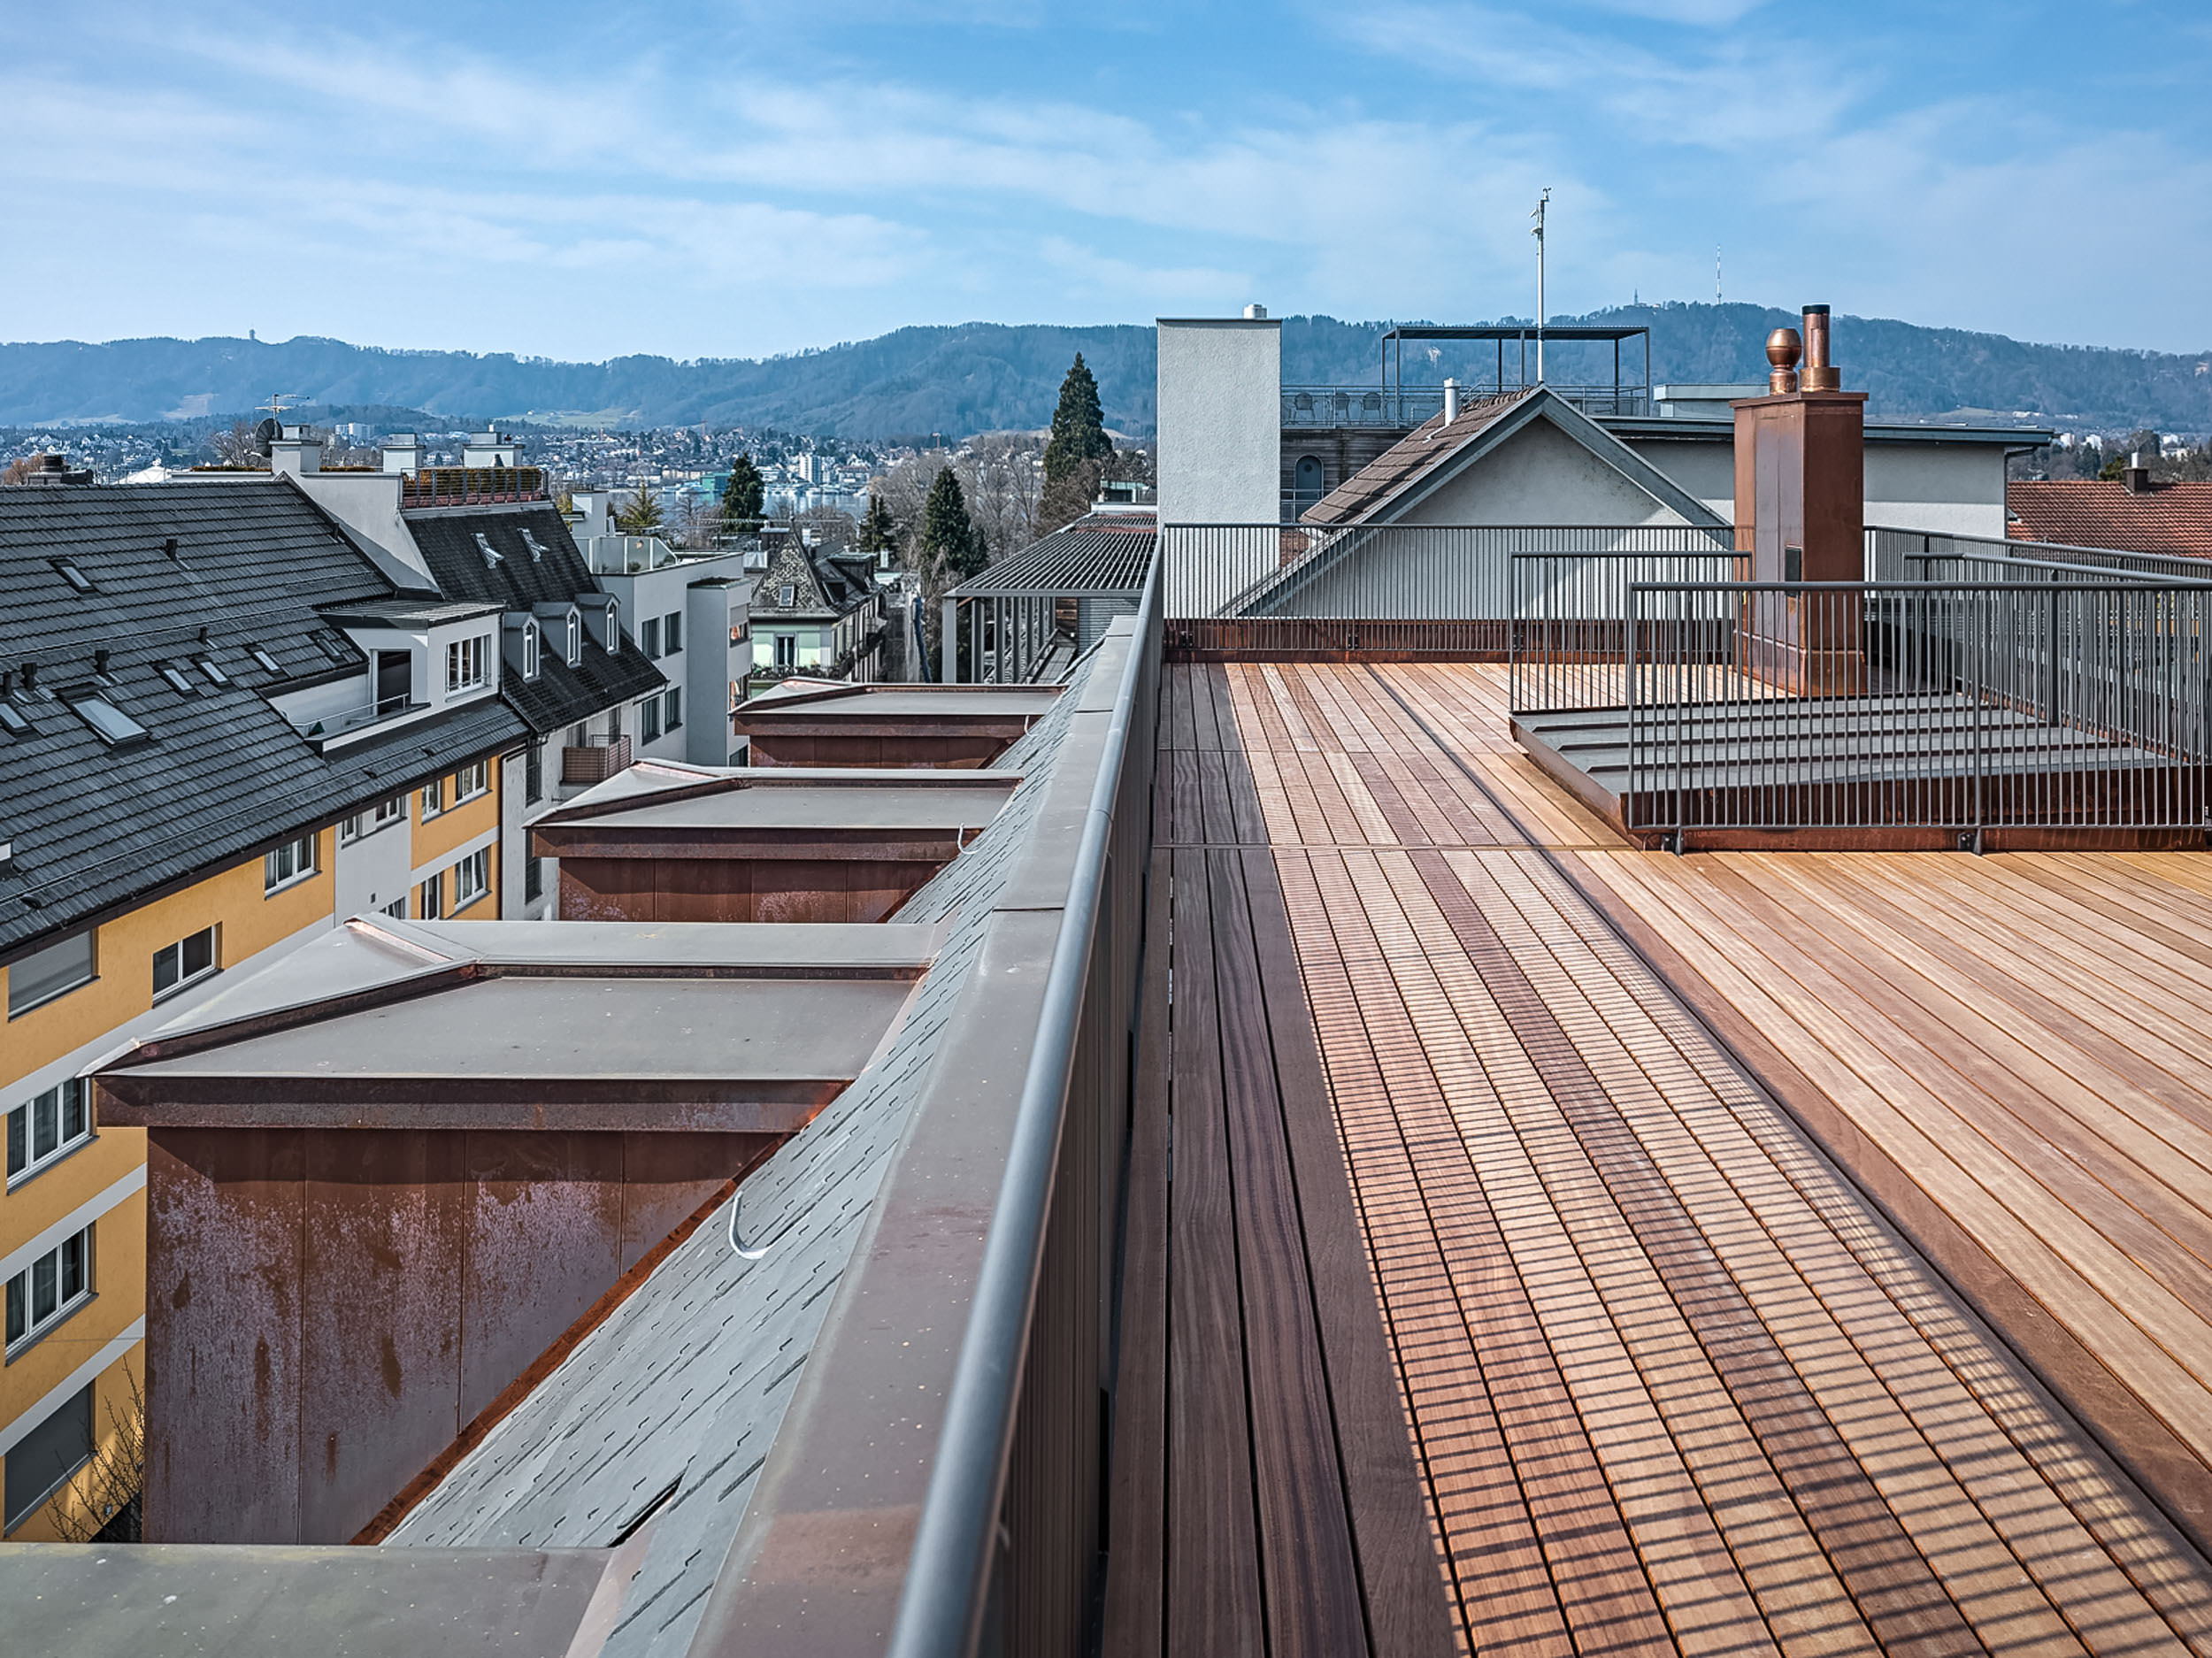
<box><xmin>1157</xmin><ymin>314</ymin><xmax>1282</xmax><ymax>528</ymax></box>
<box><xmin>270</xmin><ymin>428</ymin><xmax>322</xmax><ymax>476</ymax></box>
<box><xmin>1443</xmin><ymin>379</ymin><xmax>1461</xmax><ymax>422</ymax></box>
<box><xmin>381</xmin><ymin>434</ymin><xmax>419</xmax><ymax>474</ymax></box>
<box><xmin>1243</xmin><ymin>303</ymin><xmax>1268</xmax><ymax>320</ymax></box>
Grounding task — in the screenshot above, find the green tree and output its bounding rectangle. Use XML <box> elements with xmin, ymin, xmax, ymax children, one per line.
<box><xmin>613</xmin><ymin>487</ymin><xmax>664</xmax><ymax>533</ymax></box>
<box><xmin>722</xmin><ymin>454</ymin><xmax>766</xmax><ymax>525</ymax></box>
<box><xmin>1042</xmin><ymin>352</ymin><xmax>1112</xmax><ymax>483</ymax></box>
<box><xmin>922</xmin><ymin>465</ymin><xmax>987</xmax><ymax>582</ymax></box>
<box><xmin>857</xmin><ymin>487</ymin><xmax>897</xmax><ymax>557</ymax></box>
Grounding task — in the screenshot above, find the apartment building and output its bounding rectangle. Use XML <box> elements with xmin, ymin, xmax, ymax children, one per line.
<box><xmin>748</xmin><ymin>533</ymin><xmax>886</xmax><ymax>685</ymax></box>
<box><xmin>0</xmin><ymin>480</ymin><xmax>526</xmax><ymax>1540</ymax></box>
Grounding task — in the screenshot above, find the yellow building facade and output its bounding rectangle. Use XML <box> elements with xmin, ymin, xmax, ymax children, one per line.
<box><xmin>1</xmin><ymin>757</ymin><xmax>507</xmax><ymax>1539</ymax></box>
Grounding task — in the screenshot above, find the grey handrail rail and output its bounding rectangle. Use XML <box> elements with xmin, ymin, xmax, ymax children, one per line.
<box><xmin>883</xmin><ymin>557</ymin><xmax>1162</xmax><ymax>1658</ymax></box>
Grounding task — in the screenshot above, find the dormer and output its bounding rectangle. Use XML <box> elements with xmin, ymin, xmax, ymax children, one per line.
<box><xmin>534</xmin><ymin>602</ymin><xmax>582</xmax><ymax>666</ymax></box>
<box><xmin>503</xmin><ymin>611</ymin><xmax>543</xmax><ymax>682</ymax></box>
<box><xmin>580</xmin><ymin>593</ymin><xmax>621</xmax><ymax>652</ymax></box>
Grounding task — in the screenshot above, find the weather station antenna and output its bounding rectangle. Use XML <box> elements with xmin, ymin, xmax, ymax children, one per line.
<box><xmin>1532</xmin><ymin>188</ymin><xmax>1552</xmax><ymax>382</ymax></box>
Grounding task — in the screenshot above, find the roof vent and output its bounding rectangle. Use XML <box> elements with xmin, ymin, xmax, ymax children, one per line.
<box><xmin>475</xmin><ymin>532</ymin><xmax>504</xmax><ymax>568</ymax></box>
<box><xmin>1243</xmin><ymin>303</ymin><xmax>1268</xmax><ymax>319</ymax></box>
<box><xmin>1443</xmin><ymin>379</ymin><xmax>1461</xmax><ymax>423</ymax></box>
<box><xmin>1801</xmin><ymin>304</ymin><xmax>1839</xmax><ymax>392</ymax></box>
<box><xmin>2124</xmin><ymin>453</ymin><xmax>2154</xmax><ymax>494</ymax></box>
<box><xmin>93</xmin><ymin>648</ymin><xmax>111</xmax><ymax>678</ymax></box>
<box><xmin>163</xmin><ymin>536</ymin><xmax>180</xmax><ymax>558</ymax></box>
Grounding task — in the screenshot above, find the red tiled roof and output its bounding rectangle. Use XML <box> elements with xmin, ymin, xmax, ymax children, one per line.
<box><xmin>2007</xmin><ymin>480</ymin><xmax>2212</xmax><ymax>558</ymax></box>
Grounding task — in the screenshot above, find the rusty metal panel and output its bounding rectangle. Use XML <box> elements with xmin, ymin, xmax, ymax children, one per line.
<box><xmin>617</xmin><ymin>1132</ymin><xmax>778</xmax><ymax>1272</ymax></box>
<box><xmin>557</xmin><ymin>856</ymin><xmax>662</xmax><ymax>922</ymax></box>
<box><xmin>459</xmin><ymin>1131</ymin><xmax>626</xmax><ymax>1421</ymax></box>
<box><xmin>297</xmin><ymin>1129</ymin><xmax>466</xmax><ymax>1544</ymax></box>
<box><xmin>145</xmin><ymin>1128</ymin><xmax>305</xmax><ymax>1543</ymax></box>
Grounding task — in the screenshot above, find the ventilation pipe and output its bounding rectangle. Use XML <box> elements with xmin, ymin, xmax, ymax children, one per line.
<box><xmin>1443</xmin><ymin>379</ymin><xmax>1461</xmax><ymax>422</ymax></box>
<box><xmin>1801</xmin><ymin>304</ymin><xmax>1839</xmax><ymax>391</ymax></box>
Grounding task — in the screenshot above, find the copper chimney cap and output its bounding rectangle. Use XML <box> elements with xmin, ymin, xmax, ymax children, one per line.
<box><xmin>1801</xmin><ymin>303</ymin><xmax>1839</xmax><ymax>391</ymax></box>
<box><xmin>1765</xmin><ymin>327</ymin><xmax>1802</xmax><ymax>395</ymax></box>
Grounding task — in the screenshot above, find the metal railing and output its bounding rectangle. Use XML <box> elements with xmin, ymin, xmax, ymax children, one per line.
<box><xmin>1518</xmin><ymin>571</ymin><xmax>2212</xmax><ymax>839</ymax></box>
<box><xmin>1868</xmin><ymin>525</ymin><xmax>2212</xmax><ymax>586</ymax></box>
<box><xmin>399</xmin><ymin>465</ymin><xmax>549</xmax><ymax>507</ymax></box>
<box><xmin>1508</xmin><ymin>545</ymin><xmax>1747</xmax><ymax>711</ymax></box>
<box><xmin>1281</xmin><ymin>383</ymin><xmax>1650</xmax><ymax>428</ymax></box>
<box><xmin>1165</xmin><ymin>523</ymin><xmax>1732</xmax><ymax>656</ymax></box>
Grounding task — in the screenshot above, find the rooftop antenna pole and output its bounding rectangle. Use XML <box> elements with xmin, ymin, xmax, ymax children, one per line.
<box><xmin>1532</xmin><ymin>188</ymin><xmax>1551</xmax><ymax>382</ymax></box>
<box><xmin>1716</xmin><ymin>246</ymin><xmax>1722</xmax><ymax>304</ymax></box>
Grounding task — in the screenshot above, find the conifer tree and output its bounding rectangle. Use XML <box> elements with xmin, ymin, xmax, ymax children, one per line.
<box><xmin>857</xmin><ymin>487</ymin><xmax>897</xmax><ymax>556</ymax></box>
<box><xmin>1042</xmin><ymin>353</ymin><xmax>1112</xmax><ymax>484</ymax></box>
<box><xmin>613</xmin><ymin>486</ymin><xmax>664</xmax><ymax>533</ymax></box>
<box><xmin>921</xmin><ymin>465</ymin><xmax>986</xmax><ymax>581</ymax></box>
<box><xmin>721</xmin><ymin>454</ymin><xmax>766</xmax><ymax>526</ymax></box>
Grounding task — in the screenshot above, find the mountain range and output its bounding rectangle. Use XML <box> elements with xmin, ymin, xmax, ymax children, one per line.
<box><xmin>4</xmin><ymin>304</ymin><xmax>2208</xmax><ymax>440</ymax></box>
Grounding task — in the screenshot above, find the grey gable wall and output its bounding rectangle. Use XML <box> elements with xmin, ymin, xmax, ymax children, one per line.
<box><xmin>1394</xmin><ymin>417</ymin><xmax>1694</xmax><ymax>528</ymax></box>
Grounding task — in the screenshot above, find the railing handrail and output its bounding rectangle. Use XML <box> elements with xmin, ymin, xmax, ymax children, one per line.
<box><xmin>885</xmin><ymin>560</ymin><xmax>1162</xmax><ymax>1658</ymax></box>
<box><xmin>1901</xmin><ymin>549</ymin><xmax>2212</xmax><ymax>587</ymax></box>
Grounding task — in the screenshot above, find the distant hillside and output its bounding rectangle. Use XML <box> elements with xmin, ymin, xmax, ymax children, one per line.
<box><xmin>4</xmin><ymin>305</ymin><xmax>2208</xmax><ymax>438</ymax></box>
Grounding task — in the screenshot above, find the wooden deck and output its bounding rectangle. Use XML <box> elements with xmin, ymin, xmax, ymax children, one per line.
<box><xmin>1106</xmin><ymin>658</ymin><xmax>2212</xmax><ymax>1657</ymax></box>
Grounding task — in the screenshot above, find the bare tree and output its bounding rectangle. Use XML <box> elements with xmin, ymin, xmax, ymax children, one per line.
<box><xmin>210</xmin><ymin>419</ymin><xmax>267</xmax><ymax>469</ymax></box>
<box><xmin>668</xmin><ymin>489</ymin><xmax>721</xmax><ymax>549</ymax></box>
<box><xmin>794</xmin><ymin>503</ymin><xmax>857</xmax><ymax>553</ymax></box>
<box><xmin>49</xmin><ymin>1367</ymin><xmax>145</xmax><ymax>1543</ymax></box>
<box><xmin>956</xmin><ymin>434</ymin><xmax>1045</xmax><ymax>563</ymax></box>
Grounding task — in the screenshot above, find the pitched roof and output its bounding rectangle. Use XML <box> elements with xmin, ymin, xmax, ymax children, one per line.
<box><xmin>0</xmin><ymin>481</ymin><xmax>526</xmax><ymax>956</ymax></box>
<box><xmin>403</xmin><ymin>504</ymin><xmax>667</xmax><ymax>733</ymax></box>
<box><xmin>948</xmin><ymin>510</ymin><xmax>1156</xmax><ymax>598</ymax></box>
<box><xmin>1303</xmin><ymin>385</ymin><xmax>1726</xmax><ymax>530</ymax></box>
<box><xmin>751</xmin><ymin>538</ymin><xmax>877</xmax><ymax>621</ymax></box>
<box><xmin>2007</xmin><ymin>480</ymin><xmax>2212</xmax><ymax>559</ymax></box>
<box><xmin>387</xmin><ymin>647</ymin><xmax>1106</xmax><ymax>1658</ymax></box>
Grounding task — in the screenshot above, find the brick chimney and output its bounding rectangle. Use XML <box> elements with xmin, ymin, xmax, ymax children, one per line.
<box><xmin>2124</xmin><ymin>451</ymin><xmax>2153</xmax><ymax>494</ymax></box>
<box><xmin>1732</xmin><ymin>303</ymin><xmax>1869</xmax><ymax>692</ymax></box>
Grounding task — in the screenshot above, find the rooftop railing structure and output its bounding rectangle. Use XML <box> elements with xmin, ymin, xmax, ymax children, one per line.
<box><xmin>1281</xmin><ymin>382</ymin><xmax>1651</xmax><ymax>429</ymax></box>
<box><xmin>1508</xmin><ymin>545</ymin><xmax>2212</xmax><ymax>846</ymax></box>
<box><xmin>400</xmin><ymin>465</ymin><xmax>550</xmax><ymax>507</ymax></box>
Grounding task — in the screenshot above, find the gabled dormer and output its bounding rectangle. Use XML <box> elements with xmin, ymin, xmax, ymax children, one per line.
<box><xmin>503</xmin><ymin>611</ymin><xmax>543</xmax><ymax>683</ymax></box>
<box><xmin>533</xmin><ymin>602</ymin><xmax>582</xmax><ymax>667</ymax></box>
<box><xmin>580</xmin><ymin>593</ymin><xmax>622</xmax><ymax>653</ymax></box>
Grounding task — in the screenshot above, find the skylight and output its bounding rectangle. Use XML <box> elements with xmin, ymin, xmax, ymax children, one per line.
<box><xmin>0</xmin><ymin>702</ymin><xmax>28</xmax><ymax>735</ymax></box>
<box><xmin>520</xmin><ymin>529</ymin><xmax>547</xmax><ymax>562</ymax></box>
<box><xmin>250</xmin><ymin>646</ymin><xmax>284</xmax><ymax>676</ymax></box>
<box><xmin>196</xmin><ymin>656</ymin><xmax>231</xmax><ymax>687</ymax></box>
<box><xmin>50</xmin><ymin>558</ymin><xmax>95</xmax><ymax>594</ymax></box>
<box><xmin>475</xmin><ymin>533</ymin><xmax>503</xmax><ymax>568</ymax></box>
<box><xmin>158</xmin><ymin>662</ymin><xmax>196</xmax><ymax>695</ymax></box>
<box><xmin>314</xmin><ymin>633</ymin><xmax>353</xmax><ymax>665</ymax></box>
<box><xmin>68</xmin><ymin>693</ymin><xmax>150</xmax><ymax>746</ymax></box>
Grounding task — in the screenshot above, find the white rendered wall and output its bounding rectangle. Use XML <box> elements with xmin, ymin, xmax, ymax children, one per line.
<box><xmin>1156</xmin><ymin>319</ymin><xmax>1281</xmax><ymax>526</ymax></box>
<box><xmin>333</xmin><ymin>810</ymin><xmax>416</xmax><ymax>921</ymax></box>
<box><xmin>1396</xmin><ymin>419</ymin><xmax>1689</xmax><ymax>527</ymax></box>
<box><xmin>1624</xmin><ymin>433</ymin><xmax>2009</xmax><ymax>540</ymax></box>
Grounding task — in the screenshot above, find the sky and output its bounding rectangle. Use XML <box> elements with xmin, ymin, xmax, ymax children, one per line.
<box><xmin>6</xmin><ymin>2</ymin><xmax>2208</xmax><ymax>361</ymax></box>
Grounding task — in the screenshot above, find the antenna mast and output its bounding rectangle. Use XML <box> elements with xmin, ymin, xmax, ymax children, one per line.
<box><xmin>1532</xmin><ymin>188</ymin><xmax>1552</xmax><ymax>382</ymax></box>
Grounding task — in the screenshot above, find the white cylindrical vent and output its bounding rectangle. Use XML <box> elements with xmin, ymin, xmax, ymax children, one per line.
<box><xmin>1443</xmin><ymin>379</ymin><xmax>1461</xmax><ymax>422</ymax></box>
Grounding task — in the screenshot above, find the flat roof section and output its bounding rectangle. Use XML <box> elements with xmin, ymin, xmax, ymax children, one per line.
<box><xmin>736</xmin><ymin>681</ymin><xmax>1065</xmax><ymax>769</ymax></box>
<box><xmin>739</xmin><ymin>682</ymin><xmax>1064</xmax><ymax>718</ymax></box>
<box><xmin>95</xmin><ymin>916</ymin><xmax>937</xmax><ymax>1131</ymax></box>
<box><xmin>535</xmin><ymin>764</ymin><xmax>1018</xmax><ymax>851</ymax></box>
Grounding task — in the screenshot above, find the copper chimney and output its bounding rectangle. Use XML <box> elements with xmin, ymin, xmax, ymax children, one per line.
<box><xmin>1801</xmin><ymin>303</ymin><xmax>1839</xmax><ymax>391</ymax></box>
<box><xmin>1765</xmin><ymin>328</ymin><xmax>1802</xmax><ymax>395</ymax></box>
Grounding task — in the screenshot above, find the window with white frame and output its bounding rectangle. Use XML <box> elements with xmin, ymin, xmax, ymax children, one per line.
<box><xmin>639</xmin><ymin>694</ymin><xmax>663</xmax><ymax>743</ymax></box>
<box><xmin>446</xmin><ymin>634</ymin><xmax>489</xmax><ymax>694</ymax></box>
<box><xmin>4</xmin><ymin>1224</ymin><xmax>93</xmax><ymax>1355</ymax></box>
<box><xmin>453</xmin><ymin>760</ymin><xmax>490</xmax><ymax>802</ymax></box>
<box><xmin>565</xmin><ymin>612</ymin><xmax>580</xmax><ymax>665</ymax></box>
<box><xmin>449</xmin><ymin>847</ymin><xmax>490</xmax><ymax>911</ymax></box>
<box><xmin>152</xmin><ymin>925</ymin><xmax>218</xmax><ymax>1000</ymax></box>
<box><xmin>664</xmin><ymin>686</ymin><xmax>682</xmax><ymax>732</ymax></box>
<box><xmin>7</xmin><ymin>931</ymin><xmax>96</xmax><ymax>1018</ymax></box>
<box><xmin>420</xmin><ymin>776</ymin><xmax>445</xmax><ymax>818</ymax></box>
<box><xmin>419</xmin><ymin>871</ymin><xmax>443</xmax><ymax>920</ymax></box>
<box><xmin>340</xmin><ymin>794</ymin><xmax>405</xmax><ymax>843</ymax></box>
<box><xmin>663</xmin><ymin>611</ymin><xmax>683</xmax><ymax>654</ymax></box>
<box><xmin>522</xmin><ymin>620</ymin><xmax>541</xmax><ymax>681</ymax></box>
<box><xmin>6</xmin><ymin>1078</ymin><xmax>91</xmax><ymax>1186</ymax></box>
<box><xmin>263</xmin><ymin>833</ymin><xmax>318</xmax><ymax>894</ymax></box>
<box><xmin>774</xmin><ymin>633</ymin><xmax>796</xmax><ymax>669</ymax></box>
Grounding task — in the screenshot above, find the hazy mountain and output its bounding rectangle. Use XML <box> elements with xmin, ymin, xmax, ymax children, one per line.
<box><xmin>4</xmin><ymin>305</ymin><xmax>2207</xmax><ymax>439</ymax></box>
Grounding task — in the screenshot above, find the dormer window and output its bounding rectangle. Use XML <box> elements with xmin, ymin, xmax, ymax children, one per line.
<box><xmin>522</xmin><ymin>620</ymin><xmax>541</xmax><ymax>681</ymax></box>
<box><xmin>475</xmin><ymin>533</ymin><xmax>503</xmax><ymax>568</ymax></box>
<box><xmin>778</xmin><ymin>584</ymin><xmax>795</xmax><ymax>607</ymax></box>
<box><xmin>603</xmin><ymin>597</ymin><xmax>619</xmax><ymax>649</ymax></box>
<box><xmin>446</xmin><ymin>634</ymin><xmax>489</xmax><ymax>693</ymax></box>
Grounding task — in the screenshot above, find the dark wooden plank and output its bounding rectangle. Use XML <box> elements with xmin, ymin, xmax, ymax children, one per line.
<box><xmin>1225</xmin><ymin>747</ymin><xmax>1271</xmax><ymax>848</ymax></box>
<box><xmin>1208</xmin><ymin>663</ymin><xmax>1245</xmax><ymax>753</ymax></box>
<box><xmin>1188</xmin><ymin>659</ymin><xmax>1224</xmax><ymax>752</ymax></box>
<box><xmin>1240</xmin><ymin>848</ymin><xmax>1457</xmax><ymax>1658</ymax></box>
<box><xmin>1209</xmin><ymin>848</ymin><xmax>1370</xmax><ymax>1658</ymax></box>
<box><xmin>1166</xmin><ymin>663</ymin><xmax>1198</xmax><ymax>753</ymax></box>
<box><xmin>1198</xmin><ymin>748</ymin><xmax>1239</xmax><ymax>847</ymax></box>
<box><xmin>1171</xmin><ymin>749</ymin><xmax>1203</xmax><ymax>848</ymax></box>
<box><xmin>1101</xmin><ymin>851</ymin><xmax>1175</xmax><ymax>1658</ymax></box>
<box><xmin>1167</xmin><ymin>852</ymin><xmax>1264</xmax><ymax>1654</ymax></box>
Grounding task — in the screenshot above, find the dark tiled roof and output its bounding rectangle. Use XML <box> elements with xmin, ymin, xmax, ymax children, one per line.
<box><xmin>751</xmin><ymin>538</ymin><xmax>879</xmax><ymax>622</ymax></box>
<box><xmin>0</xmin><ymin>482</ymin><xmax>526</xmax><ymax>955</ymax></box>
<box><xmin>2008</xmin><ymin>480</ymin><xmax>2212</xmax><ymax>559</ymax></box>
<box><xmin>1302</xmin><ymin>388</ymin><xmax>1535</xmax><ymax>525</ymax></box>
<box><xmin>403</xmin><ymin>504</ymin><xmax>667</xmax><ymax>733</ymax></box>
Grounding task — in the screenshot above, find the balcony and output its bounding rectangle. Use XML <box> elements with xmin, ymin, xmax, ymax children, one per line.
<box><xmin>560</xmin><ymin>732</ymin><xmax>632</xmax><ymax>785</ymax></box>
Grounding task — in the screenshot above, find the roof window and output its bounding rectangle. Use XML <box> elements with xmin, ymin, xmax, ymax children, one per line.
<box><xmin>520</xmin><ymin>529</ymin><xmax>548</xmax><ymax>563</ymax></box>
<box><xmin>250</xmin><ymin>646</ymin><xmax>285</xmax><ymax>676</ymax></box>
<box><xmin>66</xmin><ymin>691</ymin><xmax>150</xmax><ymax>747</ymax></box>
<box><xmin>475</xmin><ymin>533</ymin><xmax>503</xmax><ymax>569</ymax></box>
<box><xmin>50</xmin><ymin>558</ymin><xmax>96</xmax><ymax>594</ymax></box>
<box><xmin>196</xmin><ymin>655</ymin><xmax>231</xmax><ymax>687</ymax></box>
<box><xmin>0</xmin><ymin>702</ymin><xmax>29</xmax><ymax>736</ymax></box>
<box><xmin>157</xmin><ymin>661</ymin><xmax>197</xmax><ymax>695</ymax></box>
<box><xmin>313</xmin><ymin>632</ymin><xmax>354</xmax><ymax>665</ymax></box>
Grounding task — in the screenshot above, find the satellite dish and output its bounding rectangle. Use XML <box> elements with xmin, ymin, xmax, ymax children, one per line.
<box><xmin>255</xmin><ymin>418</ymin><xmax>282</xmax><ymax>443</ymax></box>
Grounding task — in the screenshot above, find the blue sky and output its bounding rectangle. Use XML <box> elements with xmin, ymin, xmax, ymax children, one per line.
<box><xmin>7</xmin><ymin>2</ymin><xmax>2208</xmax><ymax>359</ymax></box>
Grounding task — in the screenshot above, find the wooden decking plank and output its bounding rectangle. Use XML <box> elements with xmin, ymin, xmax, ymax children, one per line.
<box><xmin>1188</xmin><ymin>659</ymin><xmax>1225</xmax><ymax>752</ymax></box>
<box><xmin>1166</xmin><ymin>850</ymin><xmax>1266</xmax><ymax>1655</ymax></box>
<box><xmin>1198</xmin><ymin>748</ymin><xmax>1239</xmax><ymax>847</ymax></box>
<box><xmin>1238</xmin><ymin>847</ymin><xmax>1456</xmax><ymax>1658</ymax></box>
<box><xmin>1278</xmin><ymin>849</ymin><xmax>1576</xmax><ymax>1658</ymax></box>
<box><xmin>1207</xmin><ymin>664</ymin><xmax>1246</xmax><ymax>753</ymax></box>
<box><xmin>1402</xmin><ymin>849</ymin><xmax>1993</xmax><ymax>1658</ymax></box>
<box><xmin>1170</xmin><ymin>748</ymin><xmax>1203</xmax><ymax>847</ymax></box>
<box><xmin>1225</xmin><ymin>745</ymin><xmax>1271</xmax><ymax>848</ymax></box>
<box><xmin>1454</xmin><ymin>851</ymin><xmax>2101</xmax><ymax>1658</ymax></box>
<box><xmin>1102</xmin><ymin>851</ymin><xmax>1175</xmax><ymax>1658</ymax></box>
<box><xmin>1209</xmin><ymin>848</ymin><xmax>1373</xmax><ymax>1658</ymax></box>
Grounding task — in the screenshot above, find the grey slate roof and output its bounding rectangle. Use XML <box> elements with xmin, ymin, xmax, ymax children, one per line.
<box><xmin>387</xmin><ymin>646</ymin><xmax>1103</xmax><ymax>1658</ymax></box>
<box><xmin>403</xmin><ymin>504</ymin><xmax>667</xmax><ymax>733</ymax></box>
<box><xmin>0</xmin><ymin>481</ymin><xmax>526</xmax><ymax>956</ymax></box>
